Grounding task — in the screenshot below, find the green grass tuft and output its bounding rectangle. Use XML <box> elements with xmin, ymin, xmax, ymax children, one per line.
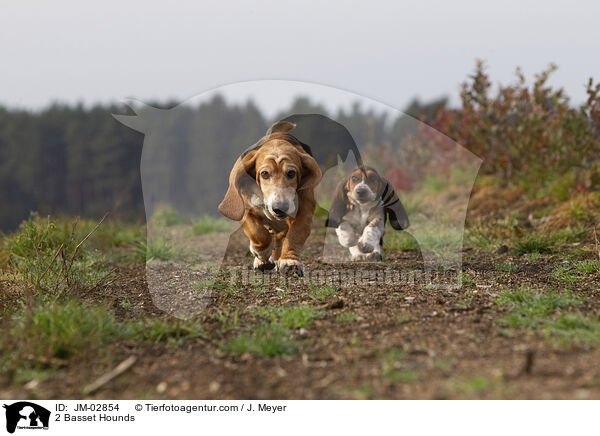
<box><xmin>495</xmin><ymin>286</ymin><xmax>600</xmax><ymax>345</ymax></box>
<box><xmin>551</xmin><ymin>263</ymin><xmax>584</xmax><ymax>283</ymax></box>
<box><xmin>496</xmin><ymin>287</ymin><xmax>580</xmax><ymax>328</ymax></box>
<box><xmin>149</xmin><ymin>204</ymin><xmax>183</xmax><ymax>227</ymax></box>
<box><xmin>127</xmin><ymin>318</ymin><xmax>205</xmax><ymax>346</ymax></box>
<box><xmin>8</xmin><ymin>300</ymin><xmax>124</xmax><ymax>360</ymax></box>
<box><xmin>5</xmin><ymin>214</ymin><xmax>113</xmax><ymax>300</ymax></box>
<box><xmin>381</xmin><ymin>349</ymin><xmax>417</xmax><ymax>383</ymax></box>
<box><xmin>309</xmin><ymin>285</ymin><xmax>337</xmax><ymax>300</ymax></box>
<box><xmin>222</xmin><ymin>323</ymin><xmax>301</xmax><ymax>357</ymax></box>
<box><xmin>336</xmin><ymin>312</ymin><xmax>357</xmax><ymax>323</ymax></box>
<box><xmin>190</xmin><ymin>215</ymin><xmax>232</xmax><ymax>235</ymax></box>
<box><xmin>145</xmin><ymin>237</ymin><xmax>174</xmax><ymax>261</ymax></box>
<box><xmin>514</xmin><ymin>235</ymin><xmax>553</xmax><ymax>255</ymax></box>
<box><xmin>254</xmin><ymin>305</ymin><xmax>323</xmax><ymax>329</ymax></box>
<box><xmin>543</xmin><ymin>313</ymin><xmax>600</xmax><ymax>345</ymax></box>
<box><xmin>384</xmin><ymin>231</ymin><xmax>419</xmax><ymax>251</ymax></box>
<box><xmin>575</xmin><ymin>260</ymin><xmax>599</xmax><ymax>274</ymax></box>
<box><xmin>446</xmin><ymin>375</ymin><xmax>511</xmax><ymax>397</ymax></box>
<box><xmin>496</xmin><ymin>262</ymin><xmax>519</xmax><ymax>273</ymax></box>
<box><xmin>0</xmin><ymin>300</ymin><xmax>208</xmax><ymax>384</ymax></box>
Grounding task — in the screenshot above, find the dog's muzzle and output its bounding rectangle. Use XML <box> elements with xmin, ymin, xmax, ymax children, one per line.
<box><xmin>354</xmin><ymin>184</ymin><xmax>373</xmax><ymax>203</ymax></box>
<box><xmin>271</xmin><ymin>201</ymin><xmax>289</xmax><ymax>219</ymax></box>
<box><xmin>267</xmin><ymin>190</ymin><xmax>297</xmax><ymax>219</ymax></box>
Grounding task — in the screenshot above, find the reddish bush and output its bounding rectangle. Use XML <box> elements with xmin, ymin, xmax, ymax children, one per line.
<box><xmin>429</xmin><ymin>61</ymin><xmax>600</xmax><ymax>191</ymax></box>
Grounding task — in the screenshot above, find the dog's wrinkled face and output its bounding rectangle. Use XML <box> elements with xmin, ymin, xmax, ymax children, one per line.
<box><xmin>346</xmin><ymin>167</ymin><xmax>383</xmax><ymax>204</ymax></box>
<box><xmin>254</xmin><ymin>140</ymin><xmax>303</xmax><ymax>219</ymax></box>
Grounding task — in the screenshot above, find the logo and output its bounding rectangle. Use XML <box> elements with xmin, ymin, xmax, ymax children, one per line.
<box><xmin>3</xmin><ymin>402</ymin><xmax>50</xmax><ymax>434</ymax></box>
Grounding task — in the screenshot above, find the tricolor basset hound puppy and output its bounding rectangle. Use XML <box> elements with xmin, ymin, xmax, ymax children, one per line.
<box><xmin>326</xmin><ymin>166</ymin><xmax>409</xmax><ymax>261</ymax></box>
<box><xmin>218</xmin><ymin>121</ymin><xmax>322</xmax><ymax>276</ymax></box>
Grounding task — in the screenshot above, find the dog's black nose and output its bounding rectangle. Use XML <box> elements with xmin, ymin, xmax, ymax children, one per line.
<box><xmin>356</xmin><ymin>187</ymin><xmax>369</xmax><ymax>196</ymax></box>
<box><xmin>272</xmin><ymin>203</ymin><xmax>289</xmax><ymax>218</ymax></box>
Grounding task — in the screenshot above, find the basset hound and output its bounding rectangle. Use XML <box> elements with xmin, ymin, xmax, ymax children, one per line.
<box><xmin>218</xmin><ymin>121</ymin><xmax>322</xmax><ymax>275</ymax></box>
<box><xmin>326</xmin><ymin>166</ymin><xmax>409</xmax><ymax>261</ymax></box>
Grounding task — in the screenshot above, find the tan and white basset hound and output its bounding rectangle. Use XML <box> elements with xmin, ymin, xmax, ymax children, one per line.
<box><xmin>326</xmin><ymin>166</ymin><xmax>409</xmax><ymax>261</ymax></box>
<box><xmin>218</xmin><ymin>121</ymin><xmax>322</xmax><ymax>275</ymax></box>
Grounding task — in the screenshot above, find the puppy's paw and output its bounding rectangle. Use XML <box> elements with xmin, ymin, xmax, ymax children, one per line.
<box><xmin>277</xmin><ymin>258</ymin><xmax>304</xmax><ymax>277</ymax></box>
<box><xmin>365</xmin><ymin>251</ymin><xmax>382</xmax><ymax>262</ymax></box>
<box><xmin>338</xmin><ymin>235</ymin><xmax>358</xmax><ymax>248</ymax></box>
<box><xmin>350</xmin><ymin>253</ymin><xmax>367</xmax><ymax>262</ymax></box>
<box><xmin>357</xmin><ymin>240</ymin><xmax>374</xmax><ymax>253</ymax></box>
<box><xmin>336</xmin><ymin>228</ymin><xmax>358</xmax><ymax>248</ymax></box>
<box><xmin>253</xmin><ymin>256</ymin><xmax>276</xmax><ymax>271</ymax></box>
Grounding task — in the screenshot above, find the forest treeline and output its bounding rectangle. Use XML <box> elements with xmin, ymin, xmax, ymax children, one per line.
<box><xmin>1</xmin><ymin>63</ymin><xmax>598</xmax><ymax>232</ymax></box>
<box><xmin>0</xmin><ymin>95</ymin><xmax>443</xmax><ymax>231</ymax></box>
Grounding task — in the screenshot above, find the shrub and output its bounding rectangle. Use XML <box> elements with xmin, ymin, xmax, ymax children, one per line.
<box><xmin>431</xmin><ymin>61</ymin><xmax>600</xmax><ymax>192</ymax></box>
<box><xmin>5</xmin><ymin>214</ymin><xmax>112</xmax><ymax>299</ymax></box>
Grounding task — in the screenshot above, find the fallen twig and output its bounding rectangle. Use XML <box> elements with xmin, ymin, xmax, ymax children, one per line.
<box><xmin>35</xmin><ymin>242</ymin><xmax>64</xmax><ymax>293</ymax></box>
<box><xmin>70</xmin><ymin>212</ymin><xmax>109</xmax><ymax>265</ymax></box>
<box><xmin>83</xmin><ymin>355</ymin><xmax>137</xmax><ymax>395</ymax></box>
<box><xmin>63</xmin><ymin>212</ymin><xmax>109</xmax><ymax>287</ymax></box>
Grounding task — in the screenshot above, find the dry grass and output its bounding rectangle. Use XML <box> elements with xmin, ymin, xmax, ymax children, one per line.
<box><xmin>468</xmin><ymin>185</ymin><xmax>524</xmax><ymax>217</ymax></box>
<box><xmin>539</xmin><ymin>193</ymin><xmax>600</xmax><ymax>233</ymax></box>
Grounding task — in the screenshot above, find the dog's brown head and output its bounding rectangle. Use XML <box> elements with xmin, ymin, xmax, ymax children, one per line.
<box><xmin>218</xmin><ymin>121</ymin><xmax>322</xmax><ymax>221</ymax></box>
<box><xmin>344</xmin><ymin>167</ymin><xmax>387</xmax><ymax>205</ymax></box>
<box><xmin>326</xmin><ymin>166</ymin><xmax>410</xmax><ymax>230</ymax></box>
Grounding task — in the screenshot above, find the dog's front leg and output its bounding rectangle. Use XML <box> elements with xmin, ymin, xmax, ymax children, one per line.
<box><xmin>337</xmin><ymin>221</ymin><xmax>364</xmax><ymax>261</ymax></box>
<box><xmin>357</xmin><ymin>216</ymin><xmax>385</xmax><ymax>261</ymax></box>
<box><xmin>336</xmin><ymin>221</ymin><xmax>359</xmax><ymax>248</ymax></box>
<box><xmin>277</xmin><ymin>195</ymin><xmax>315</xmax><ymax>276</ymax></box>
<box><xmin>242</xmin><ymin>214</ymin><xmax>275</xmax><ymax>271</ymax></box>
<box><xmin>272</xmin><ymin>230</ymin><xmax>287</xmax><ymax>261</ymax></box>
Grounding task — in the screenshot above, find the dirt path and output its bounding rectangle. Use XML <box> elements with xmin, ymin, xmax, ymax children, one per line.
<box><xmin>3</xmin><ymin>225</ymin><xmax>600</xmax><ymax>400</ymax></box>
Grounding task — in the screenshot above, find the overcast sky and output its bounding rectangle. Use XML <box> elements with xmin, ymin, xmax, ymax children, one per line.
<box><xmin>2</xmin><ymin>0</ymin><xmax>599</xmax><ymax>116</ymax></box>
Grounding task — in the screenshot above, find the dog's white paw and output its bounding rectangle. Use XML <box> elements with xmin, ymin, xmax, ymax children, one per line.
<box><xmin>277</xmin><ymin>258</ymin><xmax>304</xmax><ymax>276</ymax></box>
<box><xmin>351</xmin><ymin>252</ymin><xmax>368</xmax><ymax>262</ymax></box>
<box><xmin>336</xmin><ymin>227</ymin><xmax>358</xmax><ymax>248</ymax></box>
<box><xmin>357</xmin><ymin>239</ymin><xmax>374</xmax><ymax>253</ymax></box>
<box><xmin>365</xmin><ymin>251</ymin><xmax>382</xmax><ymax>261</ymax></box>
<box><xmin>352</xmin><ymin>251</ymin><xmax>382</xmax><ymax>262</ymax></box>
<box><xmin>339</xmin><ymin>234</ymin><xmax>357</xmax><ymax>248</ymax></box>
<box><xmin>253</xmin><ymin>256</ymin><xmax>276</xmax><ymax>271</ymax></box>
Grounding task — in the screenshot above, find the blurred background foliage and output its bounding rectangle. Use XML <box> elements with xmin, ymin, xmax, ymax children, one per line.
<box><xmin>0</xmin><ymin>61</ymin><xmax>598</xmax><ymax>232</ymax></box>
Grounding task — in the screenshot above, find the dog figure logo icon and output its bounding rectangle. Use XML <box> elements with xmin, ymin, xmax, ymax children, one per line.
<box><xmin>3</xmin><ymin>402</ymin><xmax>50</xmax><ymax>434</ymax></box>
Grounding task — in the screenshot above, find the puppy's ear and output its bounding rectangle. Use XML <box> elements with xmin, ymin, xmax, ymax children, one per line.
<box><xmin>218</xmin><ymin>150</ymin><xmax>259</xmax><ymax>221</ymax></box>
<box><xmin>325</xmin><ymin>180</ymin><xmax>350</xmax><ymax>228</ymax></box>
<box><xmin>267</xmin><ymin>121</ymin><xmax>296</xmax><ymax>135</ymax></box>
<box><xmin>380</xmin><ymin>178</ymin><xmax>409</xmax><ymax>230</ymax></box>
<box><xmin>298</xmin><ymin>151</ymin><xmax>322</xmax><ymax>191</ymax></box>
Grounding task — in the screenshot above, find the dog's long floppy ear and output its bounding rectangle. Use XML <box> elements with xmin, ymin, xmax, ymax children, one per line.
<box><xmin>298</xmin><ymin>151</ymin><xmax>322</xmax><ymax>191</ymax></box>
<box><xmin>218</xmin><ymin>150</ymin><xmax>259</xmax><ymax>221</ymax></box>
<box><xmin>380</xmin><ymin>178</ymin><xmax>409</xmax><ymax>230</ymax></box>
<box><xmin>267</xmin><ymin>121</ymin><xmax>296</xmax><ymax>135</ymax></box>
<box><xmin>325</xmin><ymin>180</ymin><xmax>350</xmax><ymax>228</ymax></box>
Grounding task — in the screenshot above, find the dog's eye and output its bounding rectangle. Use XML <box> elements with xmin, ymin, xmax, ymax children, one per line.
<box><xmin>351</xmin><ymin>176</ymin><xmax>359</xmax><ymax>182</ymax></box>
<box><xmin>260</xmin><ymin>171</ymin><xmax>270</xmax><ymax>179</ymax></box>
<box><xmin>286</xmin><ymin>169</ymin><xmax>296</xmax><ymax>179</ymax></box>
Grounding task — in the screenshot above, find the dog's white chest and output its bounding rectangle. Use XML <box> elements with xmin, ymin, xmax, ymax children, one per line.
<box><xmin>346</xmin><ymin>199</ymin><xmax>381</xmax><ymax>231</ymax></box>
